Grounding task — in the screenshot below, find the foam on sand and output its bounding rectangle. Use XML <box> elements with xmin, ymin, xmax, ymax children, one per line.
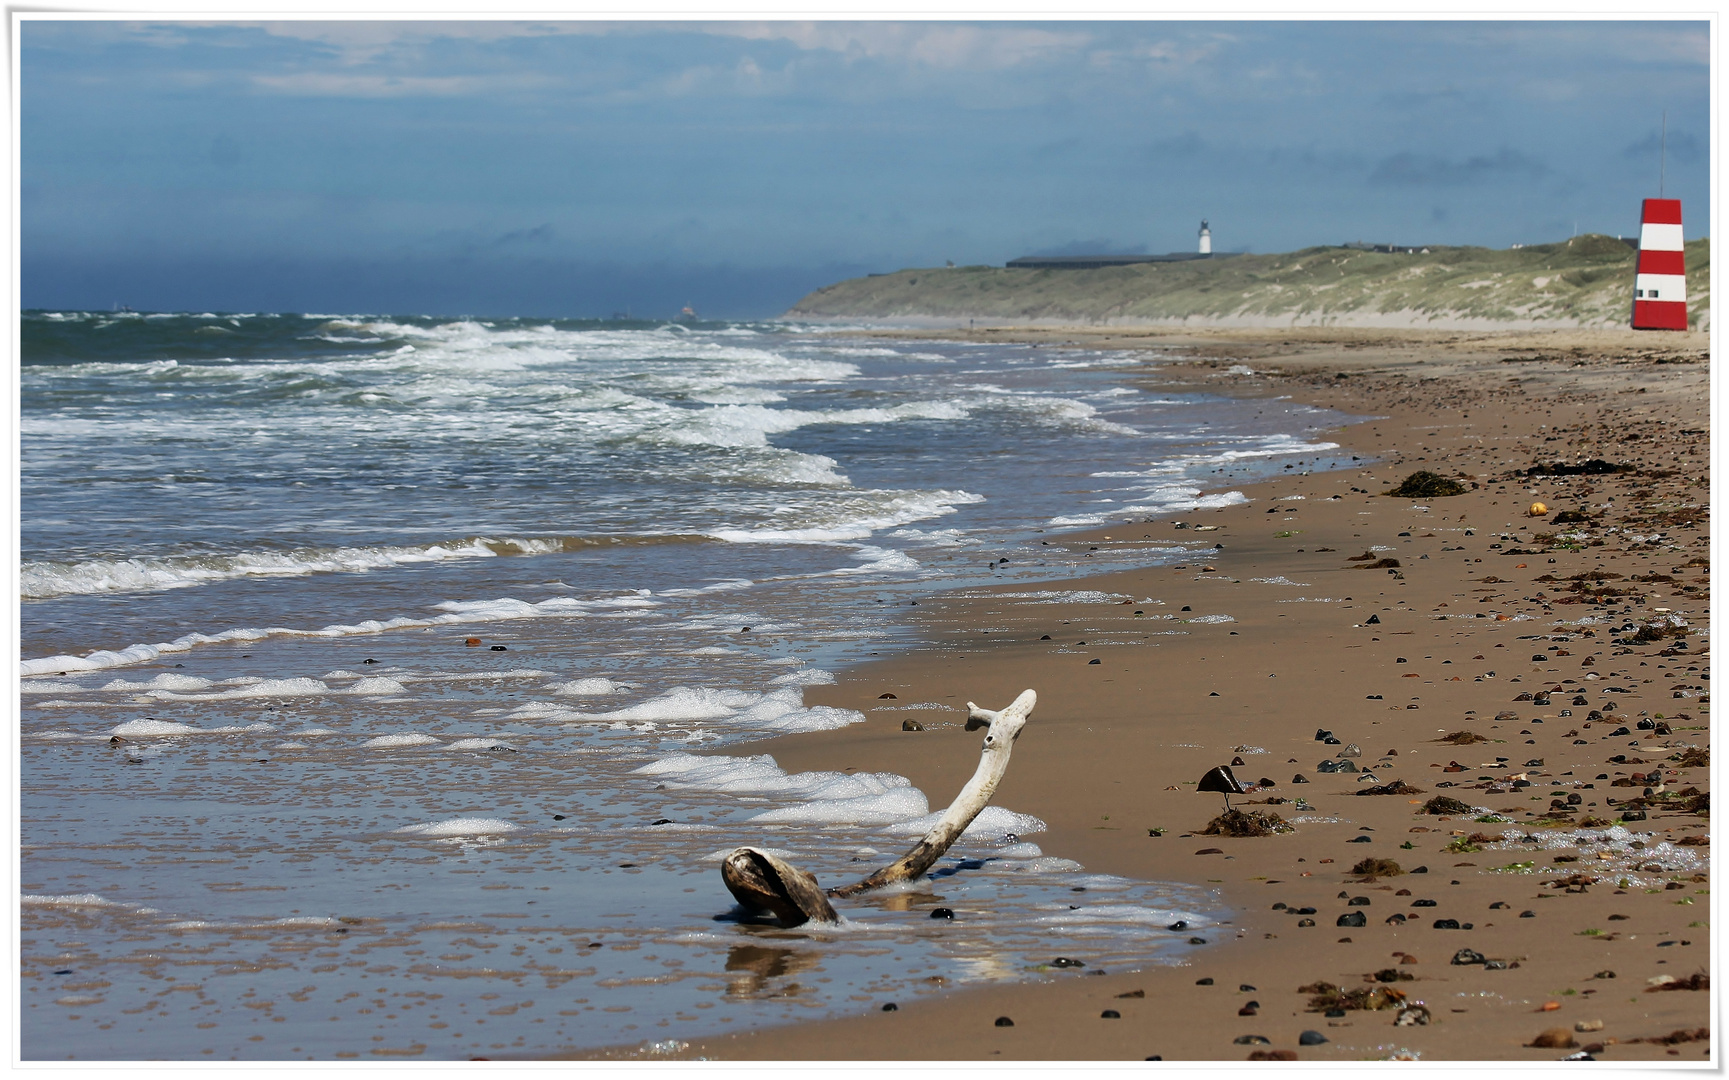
<box><xmin>636</xmin><ymin>752</ymin><xmax>1046</xmax><ymax>836</ymax></box>
<box><xmin>393</xmin><ymin>817</ymin><xmax>520</xmax><ymax>837</ymax></box>
<box><xmin>360</xmin><ymin>733</ymin><xmax>442</xmax><ymax>749</ymax></box>
<box><xmin>575</xmin><ymin>686</ymin><xmax>862</xmax><ymax>735</ymax></box>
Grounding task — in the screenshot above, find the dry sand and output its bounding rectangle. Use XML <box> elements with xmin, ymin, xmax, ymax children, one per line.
<box><xmin>585</xmin><ymin>327</ymin><xmax>1713</xmax><ymax>1063</ymax></box>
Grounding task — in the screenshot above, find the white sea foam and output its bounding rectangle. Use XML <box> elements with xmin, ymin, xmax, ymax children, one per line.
<box><xmin>110</xmin><ymin>718</ymin><xmax>202</xmax><ymax>736</ymax></box>
<box><xmin>1188</xmin><ymin>614</ymin><xmax>1236</xmax><ymax>624</ymax></box>
<box><xmin>636</xmin><ymin>753</ymin><xmax>1044</xmax><ymax>838</ymax></box>
<box><xmin>546</xmin><ymin>678</ymin><xmax>632</xmax><ymax>696</ymax></box>
<box><xmin>146</xmin><ymin>677</ymin><xmax>330</xmax><ymax>701</ymax></box>
<box><xmin>97</xmin><ymin>673</ymin><xmax>214</xmax><ymax>692</ymax></box>
<box><xmin>344</xmin><ymin>677</ymin><xmax>408</xmax><ymax>696</ymax></box>
<box><xmin>20</xmin><ymin>680</ymin><xmax>90</xmax><ymax>695</ymax></box>
<box><xmin>20</xmin><ymin>592</ymin><xmax>661</xmax><ymax>677</ymax></box>
<box><xmin>22</xmin><ymin>535</ymin><xmax>572</xmax><ymax>599</ymax></box>
<box><xmin>769</xmin><ymin>668</ymin><xmax>836</xmax><ymax>686</ymax></box>
<box><xmin>393</xmin><ymin>817</ymin><xmax>520</xmax><ymax>837</ymax></box>
<box><xmin>445</xmin><ymin>738</ymin><xmax>518</xmax><ymax>751</ymax></box>
<box><xmin>886</xmin><ymin>805</ymin><xmax>1048</xmax><ymax>841</ymax></box>
<box><xmin>575</xmin><ymin>686</ymin><xmax>861</xmax><ymax>735</ymax></box>
<box><xmin>360</xmin><ymin>733</ymin><xmax>442</xmax><ymax>748</ymax></box>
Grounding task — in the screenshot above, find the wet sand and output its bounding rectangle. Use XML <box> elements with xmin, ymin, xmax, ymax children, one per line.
<box><xmin>584</xmin><ymin>327</ymin><xmax>1712</xmax><ymax>1062</ymax></box>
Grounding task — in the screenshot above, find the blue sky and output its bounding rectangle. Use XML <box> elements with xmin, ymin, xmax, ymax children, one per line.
<box><xmin>21</xmin><ymin>19</ymin><xmax>1712</xmax><ymax>318</ymax></box>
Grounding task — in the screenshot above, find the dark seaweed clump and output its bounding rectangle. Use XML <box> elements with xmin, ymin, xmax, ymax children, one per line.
<box><xmin>1383</xmin><ymin>471</ymin><xmax>1466</xmax><ymax>498</ymax></box>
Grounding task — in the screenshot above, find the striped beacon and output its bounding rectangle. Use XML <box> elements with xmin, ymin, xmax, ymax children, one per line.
<box><xmin>1631</xmin><ymin>198</ymin><xmax>1687</xmax><ymax>330</ymax></box>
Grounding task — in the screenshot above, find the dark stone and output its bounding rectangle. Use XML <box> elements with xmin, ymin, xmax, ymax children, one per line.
<box><xmin>930</xmin><ymin>908</ymin><xmax>955</xmax><ymax>920</ymax></box>
<box><xmin>1089</xmin><ymin>659</ymin><xmax>1102</xmax><ymax>665</ymax></box>
<box><xmin>1315</xmin><ymin>728</ymin><xmax>1334</xmax><ymax>741</ymax></box>
<box><xmin>882</xmin><ymin>1002</ymin><xmax>898</xmax><ymax>1011</ymax></box>
<box><xmin>1050</xmin><ymin>957</ymin><xmax>1085</xmax><ymax>968</ymax></box>
<box><xmin>1293</xmin><ymin>774</ymin><xmax>1310</xmax><ymax>783</ymax></box>
<box><xmin>1195</xmin><ymin>977</ymin><xmax>1214</xmax><ymax>985</ymax></box>
<box><xmin>1521</xmin><ymin>911</ymin><xmax>1536</xmax><ymax>918</ymax></box>
<box><xmin>1233</xmin><ymin>1035</ymin><xmax>1271</xmax><ymax>1045</ymax></box>
<box><xmin>1451</xmin><ymin>948</ymin><xmax>1485</xmax><ymax>965</ymax></box>
<box><xmin>902</xmin><ymin>719</ymin><xmax>924</xmax><ymax>731</ymax></box>
<box><xmin>1348</xmin><ymin>896</ymin><xmax>1371</xmax><ymax>906</ymax></box>
<box><xmin>1101</xmin><ymin>1010</ymin><xmax>1121</xmax><ymax>1019</ymax></box>
<box><xmin>995</xmin><ymin>1016</ymin><xmax>1015</xmax><ymax>1027</ymax></box>
<box><xmin>1411</xmin><ymin>899</ymin><xmax>1437</xmax><ymax>907</ymax></box>
<box><xmin>1168</xmin><ymin>920</ymin><xmax>1188</xmax><ymax>930</ymax></box>
<box><xmin>1188</xmin><ymin>937</ymin><xmax>1208</xmax><ymax>945</ymax></box>
<box><xmin>1240</xmin><ymin>984</ymin><xmax>1256</xmax><ymax>991</ymax></box>
<box><xmin>1348</xmin><ymin>835</ymin><xmax>1372</xmax><ymax>843</ymax></box>
<box><xmin>1433</xmin><ymin>918</ymin><xmax>1461</xmax><ymax>929</ymax></box>
<box><xmin>1337</xmin><ymin>911</ymin><xmax>1367</xmax><ymax>927</ymax></box>
<box><xmin>1299</xmin><ymin>1030</ymin><xmax>1329</xmax><ymax>1046</ymax></box>
<box><xmin>490</xmin><ymin>645</ymin><xmax>507</xmax><ymax>651</ymax></box>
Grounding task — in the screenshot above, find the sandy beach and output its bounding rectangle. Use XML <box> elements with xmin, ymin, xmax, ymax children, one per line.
<box><xmin>602</xmin><ymin>326</ymin><xmax>1711</xmax><ymax>1062</ymax></box>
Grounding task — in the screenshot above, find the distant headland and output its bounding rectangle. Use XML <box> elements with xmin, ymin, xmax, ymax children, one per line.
<box><xmin>786</xmin><ymin>234</ymin><xmax>1711</xmax><ymax>331</ymax></box>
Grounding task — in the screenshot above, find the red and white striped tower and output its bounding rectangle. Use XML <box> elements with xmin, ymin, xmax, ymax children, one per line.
<box><xmin>1631</xmin><ymin>198</ymin><xmax>1687</xmax><ymax>330</ymax></box>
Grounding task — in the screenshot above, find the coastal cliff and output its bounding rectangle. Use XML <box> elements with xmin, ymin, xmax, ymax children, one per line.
<box><xmin>787</xmin><ymin>234</ymin><xmax>1711</xmax><ymax>331</ymax></box>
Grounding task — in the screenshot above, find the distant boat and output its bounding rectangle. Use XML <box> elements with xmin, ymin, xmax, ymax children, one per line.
<box><xmin>678</xmin><ymin>304</ymin><xmax>698</xmax><ymax>322</ymax></box>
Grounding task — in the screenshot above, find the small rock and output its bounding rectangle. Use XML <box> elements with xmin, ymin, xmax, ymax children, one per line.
<box><xmin>1337</xmin><ymin>912</ymin><xmax>1367</xmax><ymax>928</ymax></box>
<box><xmin>1299</xmin><ymin>1030</ymin><xmax>1328</xmax><ymax>1046</ymax></box>
<box><xmin>1049</xmin><ymin>957</ymin><xmax>1085</xmax><ymax>968</ymax></box>
<box><xmin>1451</xmin><ymin>948</ymin><xmax>1485</xmax><ymax>965</ymax></box>
<box><xmin>1395</xmin><ymin>1005</ymin><xmax>1431</xmax><ymax>1027</ymax></box>
<box><xmin>994</xmin><ymin>1016</ymin><xmax>1015</xmax><ymax>1027</ymax></box>
<box><xmin>1339</xmin><ymin>743</ymin><xmax>1362</xmax><ymax>758</ymax></box>
<box><xmin>1528</xmin><ymin>1028</ymin><xmax>1576</xmax><ymax>1049</ymax></box>
<box><xmin>1293</xmin><ymin>774</ymin><xmax>1310</xmax><ymax>783</ymax></box>
<box><xmin>1195</xmin><ymin>977</ymin><xmax>1214</xmax><ymax>985</ymax></box>
<box><xmin>930</xmin><ymin>908</ymin><xmax>954</xmax><ymax>920</ymax></box>
<box><xmin>901</xmin><ymin>719</ymin><xmax>924</xmax><ymax>731</ymax></box>
<box><xmin>1233</xmin><ymin>1035</ymin><xmax>1271</xmax><ymax>1045</ymax></box>
<box><xmin>1238</xmin><ymin>1004</ymin><xmax>1258</xmax><ymax>1016</ymax></box>
<box><xmin>1101</xmin><ymin>1010</ymin><xmax>1120</xmax><ymax>1019</ymax></box>
<box><xmin>1432</xmin><ymin>918</ymin><xmax>1461</xmax><ymax>929</ymax></box>
<box><xmin>1574</xmin><ymin>1019</ymin><xmax>1604</xmax><ymax>1033</ymax></box>
<box><xmin>882</xmin><ymin>1003</ymin><xmax>898</xmax><ymax>1011</ymax></box>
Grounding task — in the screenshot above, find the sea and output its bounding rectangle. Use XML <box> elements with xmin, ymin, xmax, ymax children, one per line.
<box><xmin>19</xmin><ymin>311</ymin><xmax>1362</xmax><ymax>1061</ymax></box>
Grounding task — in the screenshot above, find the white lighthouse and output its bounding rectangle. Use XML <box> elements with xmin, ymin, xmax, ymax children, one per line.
<box><xmin>1198</xmin><ymin>219</ymin><xmax>1212</xmax><ymax>255</ymax></box>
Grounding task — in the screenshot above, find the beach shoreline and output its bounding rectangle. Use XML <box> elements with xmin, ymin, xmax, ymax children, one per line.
<box><xmin>568</xmin><ymin>325</ymin><xmax>1711</xmax><ymax>1062</ymax></box>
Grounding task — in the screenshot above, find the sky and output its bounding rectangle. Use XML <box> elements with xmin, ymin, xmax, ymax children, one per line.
<box><xmin>19</xmin><ymin>18</ymin><xmax>1713</xmax><ymax>319</ymax></box>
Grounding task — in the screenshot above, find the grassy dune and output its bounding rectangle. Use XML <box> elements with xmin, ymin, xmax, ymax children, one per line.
<box><xmin>788</xmin><ymin>235</ymin><xmax>1711</xmax><ymax>329</ymax></box>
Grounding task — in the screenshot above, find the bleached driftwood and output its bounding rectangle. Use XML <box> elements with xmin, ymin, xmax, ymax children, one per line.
<box><xmin>719</xmin><ymin>688</ymin><xmax>1036</xmax><ymax>926</ymax></box>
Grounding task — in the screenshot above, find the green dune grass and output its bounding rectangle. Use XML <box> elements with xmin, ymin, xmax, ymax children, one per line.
<box><xmin>788</xmin><ymin>235</ymin><xmax>1711</xmax><ymax>329</ymax></box>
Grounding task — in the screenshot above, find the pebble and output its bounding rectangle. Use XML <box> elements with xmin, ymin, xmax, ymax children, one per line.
<box><xmin>1101</xmin><ymin>1010</ymin><xmax>1121</xmax><ymax>1019</ymax></box>
<box><xmin>1233</xmin><ymin>1035</ymin><xmax>1271</xmax><ymax>1045</ymax></box>
<box><xmin>1195</xmin><ymin>977</ymin><xmax>1214</xmax><ymax>986</ymax></box>
<box><xmin>901</xmin><ymin>719</ymin><xmax>924</xmax><ymax>731</ymax></box>
<box><xmin>1299</xmin><ymin>1030</ymin><xmax>1328</xmax><ymax>1045</ymax></box>
<box><xmin>1395</xmin><ymin>1005</ymin><xmax>1432</xmax><ymax>1027</ymax></box>
<box><xmin>994</xmin><ymin>1017</ymin><xmax>1015</xmax><ymax>1027</ymax></box>
<box><xmin>882</xmin><ymin>1003</ymin><xmax>898</xmax><ymax>1011</ymax></box>
<box><xmin>929</xmin><ymin>908</ymin><xmax>954</xmax><ymax>920</ymax></box>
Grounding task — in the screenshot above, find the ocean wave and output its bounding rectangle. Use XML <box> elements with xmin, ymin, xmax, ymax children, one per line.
<box><xmin>19</xmin><ymin>591</ymin><xmax>661</xmax><ymax>677</ymax></box>
<box><xmin>22</xmin><ymin>536</ymin><xmax>582</xmax><ymax>599</ymax></box>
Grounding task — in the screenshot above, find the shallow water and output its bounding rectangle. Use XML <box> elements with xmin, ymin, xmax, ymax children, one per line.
<box><xmin>21</xmin><ymin>314</ymin><xmax>1361</xmax><ymax>1059</ymax></box>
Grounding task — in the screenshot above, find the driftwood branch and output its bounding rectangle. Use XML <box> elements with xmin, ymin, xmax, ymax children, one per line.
<box><xmin>719</xmin><ymin>688</ymin><xmax>1037</xmax><ymax>926</ymax></box>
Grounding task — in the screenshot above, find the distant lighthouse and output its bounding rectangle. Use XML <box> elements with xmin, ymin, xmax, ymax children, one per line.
<box><xmin>1198</xmin><ymin>219</ymin><xmax>1212</xmax><ymax>256</ymax></box>
<box><xmin>1631</xmin><ymin>198</ymin><xmax>1687</xmax><ymax>330</ymax></box>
